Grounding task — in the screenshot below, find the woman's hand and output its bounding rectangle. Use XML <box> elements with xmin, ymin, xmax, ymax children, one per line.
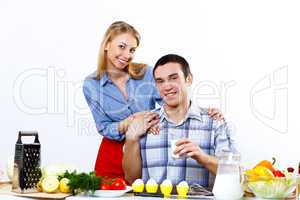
<box><xmin>208</xmin><ymin>108</ymin><xmax>224</xmax><ymax>121</ymax></box>
<box><xmin>148</xmin><ymin>125</ymin><xmax>160</xmax><ymax>135</ymax></box>
<box><xmin>126</xmin><ymin>112</ymin><xmax>159</xmax><ymax>140</ymax></box>
<box><xmin>119</xmin><ymin>111</ymin><xmax>149</xmax><ymax>133</ymax></box>
<box><xmin>119</xmin><ymin>115</ymin><xmax>134</xmax><ymax>133</ymax></box>
<box><xmin>132</xmin><ymin>112</ymin><xmax>160</xmax><ymax>135</ymax></box>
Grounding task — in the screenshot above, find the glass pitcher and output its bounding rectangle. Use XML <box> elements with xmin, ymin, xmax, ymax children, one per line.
<box><xmin>212</xmin><ymin>150</ymin><xmax>243</xmax><ymax>199</ymax></box>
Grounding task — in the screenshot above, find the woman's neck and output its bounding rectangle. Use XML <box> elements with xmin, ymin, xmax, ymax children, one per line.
<box><xmin>106</xmin><ymin>63</ymin><xmax>128</xmax><ymax>82</ymax></box>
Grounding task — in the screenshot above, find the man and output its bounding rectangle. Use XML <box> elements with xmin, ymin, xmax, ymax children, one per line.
<box><xmin>122</xmin><ymin>54</ymin><xmax>237</xmax><ymax>187</ymax></box>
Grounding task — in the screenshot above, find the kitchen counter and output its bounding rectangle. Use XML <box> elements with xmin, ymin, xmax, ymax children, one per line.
<box><xmin>1</xmin><ymin>193</ymin><xmax>299</xmax><ymax>200</ymax></box>
<box><xmin>0</xmin><ymin>194</ymin><xmax>278</xmax><ymax>200</ymax></box>
<box><xmin>1</xmin><ymin>183</ymin><xmax>298</xmax><ymax>200</ymax></box>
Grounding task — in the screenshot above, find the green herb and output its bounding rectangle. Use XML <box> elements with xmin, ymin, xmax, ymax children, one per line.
<box><xmin>59</xmin><ymin>171</ymin><xmax>101</xmax><ymax>195</ymax></box>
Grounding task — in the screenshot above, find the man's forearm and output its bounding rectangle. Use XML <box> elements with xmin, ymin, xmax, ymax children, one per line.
<box><xmin>122</xmin><ymin>139</ymin><xmax>142</xmax><ymax>184</ymax></box>
<box><xmin>197</xmin><ymin>154</ymin><xmax>218</xmax><ymax>175</ymax></box>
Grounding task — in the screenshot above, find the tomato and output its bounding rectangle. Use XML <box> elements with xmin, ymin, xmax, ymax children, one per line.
<box><xmin>273</xmin><ymin>170</ymin><xmax>285</xmax><ymax>177</ymax></box>
<box><xmin>115</xmin><ymin>178</ymin><xmax>126</xmax><ymax>185</ymax></box>
<box><xmin>100</xmin><ymin>183</ymin><xmax>111</xmax><ymax>190</ymax></box>
<box><xmin>111</xmin><ymin>178</ymin><xmax>126</xmax><ymax>190</ymax></box>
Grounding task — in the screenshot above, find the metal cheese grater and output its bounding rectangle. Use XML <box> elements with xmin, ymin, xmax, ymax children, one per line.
<box><xmin>12</xmin><ymin>131</ymin><xmax>42</xmax><ymax>193</ymax></box>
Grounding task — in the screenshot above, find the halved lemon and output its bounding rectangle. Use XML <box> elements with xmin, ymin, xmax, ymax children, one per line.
<box><xmin>59</xmin><ymin>178</ymin><xmax>70</xmax><ymax>193</ymax></box>
<box><xmin>253</xmin><ymin>166</ymin><xmax>274</xmax><ymax>180</ymax></box>
<box><xmin>36</xmin><ymin>180</ymin><xmax>43</xmax><ymax>192</ymax></box>
<box><xmin>41</xmin><ymin>176</ymin><xmax>59</xmax><ymax>193</ymax></box>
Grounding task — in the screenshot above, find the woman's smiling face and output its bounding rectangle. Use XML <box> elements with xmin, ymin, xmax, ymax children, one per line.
<box><xmin>105</xmin><ymin>33</ymin><xmax>138</xmax><ymax>71</ymax></box>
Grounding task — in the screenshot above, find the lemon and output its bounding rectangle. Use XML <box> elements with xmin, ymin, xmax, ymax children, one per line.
<box><xmin>42</xmin><ymin>176</ymin><xmax>59</xmax><ymax>193</ymax></box>
<box><xmin>245</xmin><ymin>169</ymin><xmax>260</xmax><ymax>182</ymax></box>
<box><xmin>59</xmin><ymin>178</ymin><xmax>70</xmax><ymax>193</ymax></box>
<box><xmin>36</xmin><ymin>180</ymin><xmax>43</xmax><ymax>192</ymax></box>
<box><xmin>253</xmin><ymin>166</ymin><xmax>274</xmax><ymax>180</ymax></box>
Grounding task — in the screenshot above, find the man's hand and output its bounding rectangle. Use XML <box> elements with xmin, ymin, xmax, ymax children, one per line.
<box><xmin>174</xmin><ymin>138</ymin><xmax>207</xmax><ymax>161</ymax></box>
<box><xmin>126</xmin><ymin>112</ymin><xmax>159</xmax><ymax>141</ymax></box>
<box><xmin>174</xmin><ymin>138</ymin><xmax>218</xmax><ymax>174</ymax></box>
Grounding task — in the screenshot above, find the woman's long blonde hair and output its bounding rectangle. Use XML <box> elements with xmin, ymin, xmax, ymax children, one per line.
<box><xmin>96</xmin><ymin>21</ymin><xmax>147</xmax><ymax>80</ymax></box>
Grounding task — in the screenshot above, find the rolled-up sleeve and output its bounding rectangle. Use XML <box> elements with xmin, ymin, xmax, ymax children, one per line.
<box><xmin>83</xmin><ymin>84</ymin><xmax>125</xmax><ymax>141</ymax></box>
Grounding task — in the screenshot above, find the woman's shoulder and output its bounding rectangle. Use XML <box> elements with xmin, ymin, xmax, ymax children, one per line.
<box><xmin>83</xmin><ymin>71</ymin><xmax>102</xmax><ymax>91</ymax></box>
<box><xmin>84</xmin><ymin>71</ymin><xmax>97</xmax><ymax>80</ymax></box>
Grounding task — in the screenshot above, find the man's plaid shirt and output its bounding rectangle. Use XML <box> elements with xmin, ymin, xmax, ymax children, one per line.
<box><xmin>139</xmin><ymin>102</ymin><xmax>237</xmax><ymax>187</ymax></box>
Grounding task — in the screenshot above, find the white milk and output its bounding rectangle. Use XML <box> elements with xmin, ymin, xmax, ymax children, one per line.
<box><xmin>212</xmin><ymin>173</ymin><xmax>243</xmax><ymax>200</ymax></box>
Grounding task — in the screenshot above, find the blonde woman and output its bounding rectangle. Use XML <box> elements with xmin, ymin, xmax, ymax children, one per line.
<box><xmin>83</xmin><ymin>21</ymin><xmax>223</xmax><ymax>180</ymax></box>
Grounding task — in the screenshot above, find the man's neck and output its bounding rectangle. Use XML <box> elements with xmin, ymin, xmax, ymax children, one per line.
<box><xmin>164</xmin><ymin>99</ymin><xmax>190</xmax><ymax>124</ymax></box>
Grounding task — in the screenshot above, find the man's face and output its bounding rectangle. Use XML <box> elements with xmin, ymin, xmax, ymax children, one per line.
<box><xmin>154</xmin><ymin>62</ymin><xmax>192</xmax><ymax>107</ymax></box>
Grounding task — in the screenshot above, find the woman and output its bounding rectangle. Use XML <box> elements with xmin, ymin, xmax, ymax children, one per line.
<box><xmin>83</xmin><ymin>21</ymin><xmax>223</xmax><ymax>179</ymax></box>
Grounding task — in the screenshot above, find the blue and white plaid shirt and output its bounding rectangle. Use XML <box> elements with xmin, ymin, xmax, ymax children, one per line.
<box><xmin>140</xmin><ymin>102</ymin><xmax>237</xmax><ymax>187</ymax></box>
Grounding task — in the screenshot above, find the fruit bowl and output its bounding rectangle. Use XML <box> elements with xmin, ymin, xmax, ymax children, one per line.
<box><xmin>244</xmin><ymin>174</ymin><xmax>298</xmax><ymax>198</ymax></box>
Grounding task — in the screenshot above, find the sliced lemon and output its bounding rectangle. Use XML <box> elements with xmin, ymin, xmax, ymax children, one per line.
<box><xmin>59</xmin><ymin>178</ymin><xmax>70</xmax><ymax>193</ymax></box>
<box><xmin>42</xmin><ymin>176</ymin><xmax>59</xmax><ymax>193</ymax></box>
<box><xmin>253</xmin><ymin>166</ymin><xmax>274</xmax><ymax>180</ymax></box>
<box><xmin>245</xmin><ymin>169</ymin><xmax>259</xmax><ymax>182</ymax></box>
<box><xmin>36</xmin><ymin>180</ymin><xmax>43</xmax><ymax>192</ymax></box>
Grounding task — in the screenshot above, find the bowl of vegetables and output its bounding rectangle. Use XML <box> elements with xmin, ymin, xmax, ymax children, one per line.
<box><xmin>244</xmin><ymin>159</ymin><xmax>298</xmax><ymax>199</ymax></box>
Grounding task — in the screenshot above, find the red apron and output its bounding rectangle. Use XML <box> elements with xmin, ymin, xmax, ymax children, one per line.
<box><xmin>94</xmin><ymin>137</ymin><xmax>125</xmax><ymax>179</ymax></box>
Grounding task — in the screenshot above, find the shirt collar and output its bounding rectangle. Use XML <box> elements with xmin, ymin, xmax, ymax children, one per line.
<box><xmin>100</xmin><ymin>72</ymin><xmax>133</xmax><ymax>87</ymax></box>
<box><xmin>188</xmin><ymin>102</ymin><xmax>204</xmax><ymax>121</ymax></box>
<box><xmin>158</xmin><ymin>101</ymin><xmax>203</xmax><ymax>124</ymax></box>
<box><xmin>100</xmin><ymin>73</ymin><xmax>112</xmax><ymax>87</ymax></box>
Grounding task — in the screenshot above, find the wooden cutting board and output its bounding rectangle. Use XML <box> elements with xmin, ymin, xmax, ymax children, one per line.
<box><xmin>0</xmin><ymin>183</ymin><xmax>72</xmax><ymax>199</ymax></box>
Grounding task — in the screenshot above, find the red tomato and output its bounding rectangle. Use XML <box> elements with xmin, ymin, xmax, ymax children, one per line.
<box><xmin>111</xmin><ymin>178</ymin><xmax>126</xmax><ymax>190</ymax></box>
<box><xmin>100</xmin><ymin>183</ymin><xmax>111</xmax><ymax>190</ymax></box>
<box><xmin>273</xmin><ymin>170</ymin><xmax>285</xmax><ymax>177</ymax></box>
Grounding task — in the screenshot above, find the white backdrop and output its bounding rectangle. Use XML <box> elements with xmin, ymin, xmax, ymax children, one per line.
<box><xmin>0</xmin><ymin>0</ymin><xmax>299</xmax><ymax>176</ymax></box>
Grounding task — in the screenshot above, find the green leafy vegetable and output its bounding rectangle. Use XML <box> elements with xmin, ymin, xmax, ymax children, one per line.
<box><xmin>59</xmin><ymin>171</ymin><xmax>101</xmax><ymax>195</ymax></box>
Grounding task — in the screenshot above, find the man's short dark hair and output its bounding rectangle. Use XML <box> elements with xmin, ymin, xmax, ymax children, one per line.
<box><xmin>153</xmin><ymin>54</ymin><xmax>191</xmax><ymax>78</ymax></box>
